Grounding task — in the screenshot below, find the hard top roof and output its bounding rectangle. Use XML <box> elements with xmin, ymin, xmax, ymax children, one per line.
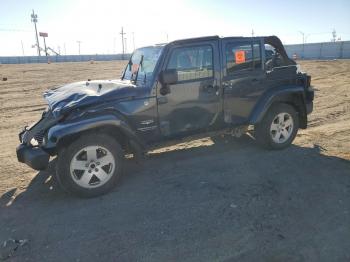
<box><xmin>167</xmin><ymin>35</ymin><xmax>281</xmax><ymax>45</ymax></box>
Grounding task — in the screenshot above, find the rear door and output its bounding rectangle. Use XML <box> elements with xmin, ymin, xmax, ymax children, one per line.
<box><xmin>157</xmin><ymin>40</ymin><xmax>221</xmax><ymax>137</ymax></box>
<box><xmin>221</xmin><ymin>38</ymin><xmax>266</xmax><ymax>125</ymax></box>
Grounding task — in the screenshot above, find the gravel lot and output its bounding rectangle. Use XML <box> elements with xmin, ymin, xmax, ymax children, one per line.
<box><xmin>0</xmin><ymin>60</ymin><xmax>349</xmax><ymax>261</ymax></box>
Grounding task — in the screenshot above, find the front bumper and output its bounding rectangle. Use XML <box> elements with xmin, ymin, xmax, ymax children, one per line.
<box><xmin>16</xmin><ymin>144</ymin><xmax>49</xmax><ymax>170</ymax></box>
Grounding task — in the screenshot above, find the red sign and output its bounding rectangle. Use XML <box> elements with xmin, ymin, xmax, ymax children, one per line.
<box><xmin>39</xmin><ymin>32</ymin><xmax>48</xmax><ymax>37</ymax></box>
<box><xmin>235</xmin><ymin>50</ymin><xmax>246</xmax><ymax>64</ymax></box>
<box><xmin>131</xmin><ymin>64</ymin><xmax>139</xmax><ymax>74</ymax></box>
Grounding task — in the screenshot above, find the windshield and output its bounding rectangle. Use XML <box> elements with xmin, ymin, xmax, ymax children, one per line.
<box><xmin>122</xmin><ymin>46</ymin><xmax>163</xmax><ymax>85</ymax></box>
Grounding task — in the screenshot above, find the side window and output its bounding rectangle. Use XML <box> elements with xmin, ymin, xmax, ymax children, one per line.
<box><xmin>264</xmin><ymin>43</ymin><xmax>288</xmax><ymax>71</ymax></box>
<box><xmin>265</xmin><ymin>44</ymin><xmax>276</xmax><ymax>61</ymax></box>
<box><xmin>167</xmin><ymin>45</ymin><xmax>213</xmax><ymax>82</ymax></box>
<box><xmin>225</xmin><ymin>41</ymin><xmax>261</xmax><ymax>75</ymax></box>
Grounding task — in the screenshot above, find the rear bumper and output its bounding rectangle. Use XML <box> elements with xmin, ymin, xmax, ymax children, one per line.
<box><xmin>16</xmin><ymin>144</ymin><xmax>49</xmax><ymax>170</ymax></box>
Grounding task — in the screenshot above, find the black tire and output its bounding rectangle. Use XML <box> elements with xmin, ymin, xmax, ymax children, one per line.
<box><xmin>254</xmin><ymin>103</ymin><xmax>299</xmax><ymax>150</ymax></box>
<box><xmin>55</xmin><ymin>134</ymin><xmax>124</xmax><ymax>198</ymax></box>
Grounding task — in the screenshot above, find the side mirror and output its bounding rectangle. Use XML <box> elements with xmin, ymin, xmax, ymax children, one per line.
<box><xmin>159</xmin><ymin>69</ymin><xmax>178</xmax><ymax>85</ymax></box>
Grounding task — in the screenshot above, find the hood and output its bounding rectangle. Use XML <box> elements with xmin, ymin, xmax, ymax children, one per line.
<box><xmin>43</xmin><ymin>79</ymin><xmax>136</xmax><ymax>117</ymax></box>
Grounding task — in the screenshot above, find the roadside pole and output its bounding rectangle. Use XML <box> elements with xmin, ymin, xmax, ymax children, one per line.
<box><xmin>39</xmin><ymin>32</ymin><xmax>48</xmax><ymax>56</ymax></box>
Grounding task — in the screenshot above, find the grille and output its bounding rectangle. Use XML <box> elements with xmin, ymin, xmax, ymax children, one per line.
<box><xmin>34</xmin><ymin>130</ymin><xmax>45</xmax><ymax>144</ymax></box>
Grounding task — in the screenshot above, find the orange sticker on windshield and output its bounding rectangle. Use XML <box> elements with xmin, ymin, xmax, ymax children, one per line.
<box><xmin>132</xmin><ymin>64</ymin><xmax>139</xmax><ymax>74</ymax></box>
<box><xmin>235</xmin><ymin>50</ymin><xmax>246</xmax><ymax>64</ymax></box>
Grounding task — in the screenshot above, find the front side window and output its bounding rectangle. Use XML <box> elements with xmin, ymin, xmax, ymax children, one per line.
<box><xmin>225</xmin><ymin>41</ymin><xmax>261</xmax><ymax>75</ymax></box>
<box><xmin>166</xmin><ymin>45</ymin><xmax>213</xmax><ymax>82</ymax></box>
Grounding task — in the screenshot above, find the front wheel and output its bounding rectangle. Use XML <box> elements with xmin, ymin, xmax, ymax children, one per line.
<box><xmin>56</xmin><ymin>134</ymin><xmax>124</xmax><ymax>197</ymax></box>
<box><xmin>254</xmin><ymin>103</ymin><xmax>299</xmax><ymax>150</ymax></box>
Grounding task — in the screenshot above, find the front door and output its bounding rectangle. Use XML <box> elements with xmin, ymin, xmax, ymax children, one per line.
<box><xmin>157</xmin><ymin>40</ymin><xmax>221</xmax><ymax>137</ymax></box>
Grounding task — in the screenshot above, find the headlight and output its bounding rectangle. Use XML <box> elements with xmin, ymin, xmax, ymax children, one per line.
<box><xmin>30</xmin><ymin>138</ymin><xmax>39</xmax><ymax>146</ymax></box>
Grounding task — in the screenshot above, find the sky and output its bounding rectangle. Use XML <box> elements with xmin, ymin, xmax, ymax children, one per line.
<box><xmin>0</xmin><ymin>0</ymin><xmax>349</xmax><ymax>56</ymax></box>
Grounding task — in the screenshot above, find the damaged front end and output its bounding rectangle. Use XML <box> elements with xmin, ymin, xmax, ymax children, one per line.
<box><xmin>16</xmin><ymin>109</ymin><xmax>61</xmax><ymax>170</ymax></box>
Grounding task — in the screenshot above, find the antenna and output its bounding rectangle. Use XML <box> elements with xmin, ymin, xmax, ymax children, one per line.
<box><xmin>31</xmin><ymin>10</ymin><xmax>41</xmax><ymax>56</ymax></box>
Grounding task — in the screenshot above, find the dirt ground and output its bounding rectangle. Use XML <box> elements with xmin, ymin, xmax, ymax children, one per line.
<box><xmin>0</xmin><ymin>60</ymin><xmax>349</xmax><ymax>261</ymax></box>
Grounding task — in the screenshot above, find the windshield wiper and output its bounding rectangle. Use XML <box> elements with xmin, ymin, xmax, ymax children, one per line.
<box><xmin>121</xmin><ymin>56</ymin><xmax>133</xmax><ymax>80</ymax></box>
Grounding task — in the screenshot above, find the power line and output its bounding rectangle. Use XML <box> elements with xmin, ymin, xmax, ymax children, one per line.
<box><xmin>0</xmin><ymin>28</ymin><xmax>31</xmax><ymax>32</ymax></box>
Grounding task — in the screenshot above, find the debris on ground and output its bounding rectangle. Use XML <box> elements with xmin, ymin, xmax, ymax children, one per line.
<box><xmin>230</xmin><ymin>203</ymin><xmax>238</xmax><ymax>208</ymax></box>
<box><xmin>0</xmin><ymin>239</ymin><xmax>28</xmax><ymax>260</ymax></box>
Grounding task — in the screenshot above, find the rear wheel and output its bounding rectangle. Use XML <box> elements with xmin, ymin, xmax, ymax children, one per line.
<box><xmin>56</xmin><ymin>134</ymin><xmax>123</xmax><ymax>197</ymax></box>
<box><xmin>255</xmin><ymin>103</ymin><xmax>299</xmax><ymax>149</ymax></box>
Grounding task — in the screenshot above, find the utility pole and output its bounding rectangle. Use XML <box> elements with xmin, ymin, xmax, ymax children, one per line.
<box><xmin>124</xmin><ymin>38</ymin><xmax>127</xmax><ymax>54</ymax></box>
<box><xmin>31</xmin><ymin>10</ymin><xmax>41</xmax><ymax>56</ymax></box>
<box><xmin>166</xmin><ymin>33</ymin><xmax>169</xmax><ymax>42</ymax></box>
<box><xmin>43</xmin><ymin>35</ymin><xmax>48</xmax><ymax>56</ymax></box>
<box><xmin>39</xmin><ymin>32</ymin><xmax>48</xmax><ymax>56</ymax></box>
<box><xmin>77</xmin><ymin>41</ymin><xmax>81</xmax><ymax>55</ymax></box>
<box><xmin>251</xmin><ymin>29</ymin><xmax>254</xmax><ymax>37</ymax></box>
<box><xmin>21</xmin><ymin>40</ymin><xmax>25</xmax><ymax>56</ymax></box>
<box><xmin>332</xmin><ymin>29</ymin><xmax>337</xmax><ymax>42</ymax></box>
<box><xmin>120</xmin><ymin>27</ymin><xmax>126</xmax><ymax>59</ymax></box>
<box><xmin>305</xmin><ymin>33</ymin><xmax>311</xmax><ymax>43</ymax></box>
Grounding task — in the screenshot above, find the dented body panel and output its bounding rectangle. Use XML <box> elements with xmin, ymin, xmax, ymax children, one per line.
<box><xmin>16</xmin><ymin>35</ymin><xmax>314</xmax><ymax>170</ymax></box>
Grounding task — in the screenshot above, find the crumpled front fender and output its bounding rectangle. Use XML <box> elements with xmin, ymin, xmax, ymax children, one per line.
<box><xmin>45</xmin><ymin>114</ymin><xmax>143</xmax><ymax>150</ymax></box>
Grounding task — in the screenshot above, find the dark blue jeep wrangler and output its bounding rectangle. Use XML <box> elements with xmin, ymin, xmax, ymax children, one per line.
<box><xmin>17</xmin><ymin>35</ymin><xmax>314</xmax><ymax>197</ymax></box>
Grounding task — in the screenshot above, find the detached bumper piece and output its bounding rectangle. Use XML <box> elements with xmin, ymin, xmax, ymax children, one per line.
<box><xmin>16</xmin><ymin>144</ymin><xmax>49</xmax><ymax>170</ymax></box>
<box><xmin>306</xmin><ymin>102</ymin><xmax>313</xmax><ymax>115</ymax></box>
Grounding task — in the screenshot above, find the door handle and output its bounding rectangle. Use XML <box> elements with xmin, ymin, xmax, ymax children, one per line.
<box><xmin>203</xmin><ymin>85</ymin><xmax>220</xmax><ymax>95</ymax></box>
<box><xmin>158</xmin><ymin>96</ymin><xmax>168</xmax><ymax>104</ymax></box>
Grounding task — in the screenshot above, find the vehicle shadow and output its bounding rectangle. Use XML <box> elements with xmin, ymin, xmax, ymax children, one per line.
<box><xmin>1</xmin><ymin>134</ymin><xmax>349</xmax><ymax>207</ymax></box>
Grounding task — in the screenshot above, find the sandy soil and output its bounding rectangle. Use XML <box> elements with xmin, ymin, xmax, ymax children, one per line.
<box><xmin>295</xmin><ymin>60</ymin><xmax>350</xmax><ymax>159</ymax></box>
<box><xmin>0</xmin><ymin>60</ymin><xmax>349</xmax><ymax>261</ymax></box>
